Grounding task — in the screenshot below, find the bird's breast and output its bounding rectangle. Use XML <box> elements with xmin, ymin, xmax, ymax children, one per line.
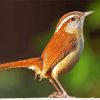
<box><xmin>51</xmin><ymin>48</ymin><xmax>79</xmax><ymax>78</ymax></box>
<box><xmin>51</xmin><ymin>33</ymin><xmax>84</xmax><ymax>79</ymax></box>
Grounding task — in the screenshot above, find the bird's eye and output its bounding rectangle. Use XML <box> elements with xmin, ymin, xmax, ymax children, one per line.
<box><xmin>71</xmin><ymin>17</ymin><xmax>75</xmax><ymax>21</ymax></box>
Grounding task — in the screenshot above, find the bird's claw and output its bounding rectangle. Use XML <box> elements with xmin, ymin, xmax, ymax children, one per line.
<box><xmin>48</xmin><ymin>92</ymin><xmax>69</xmax><ymax>98</ymax></box>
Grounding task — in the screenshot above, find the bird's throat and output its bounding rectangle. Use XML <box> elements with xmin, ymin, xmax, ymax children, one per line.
<box><xmin>76</xmin><ymin>29</ymin><xmax>84</xmax><ymax>56</ymax></box>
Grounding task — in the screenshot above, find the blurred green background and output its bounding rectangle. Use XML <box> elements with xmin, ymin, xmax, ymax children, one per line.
<box><xmin>0</xmin><ymin>0</ymin><xmax>100</xmax><ymax>98</ymax></box>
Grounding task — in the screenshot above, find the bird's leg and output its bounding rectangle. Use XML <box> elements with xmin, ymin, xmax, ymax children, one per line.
<box><xmin>49</xmin><ymin>79</ymin><xmax>63</xmax><ymax>98</ymax></box>
<box><xmin>34</xmin><ymin>73</ymin><xmax>38</xmax><ymax>80</ymax></box>
<box><xmin>49</xmin><ymin>79</ymin><xmax>61</xmax><ymax>94</ymax></box>
<box><xmin>54</xmin><ymin>78</ymin><xmax>69</xmax><ymax>98</ymax></box>
<box><xmin>49</xmin><ymin>76</ymin><xmax>70</xmax><ymax>98</ymax></box>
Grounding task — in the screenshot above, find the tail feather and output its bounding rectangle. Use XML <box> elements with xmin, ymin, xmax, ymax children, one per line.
<box><xmin>0</xmin><ymin>57</ymin><xmax>50</xmax><ymax>80</ymax></box>
<box><xmin>0</xmin><ymin>57</ymin><xmax>43</xmax><ymax>73</ymax></box>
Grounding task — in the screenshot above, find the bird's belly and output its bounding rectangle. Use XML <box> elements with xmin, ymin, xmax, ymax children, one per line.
<box><xmin>52</xmin><ymin>49</ymin><xmax>79</xmax><ymax>78</ymax></box>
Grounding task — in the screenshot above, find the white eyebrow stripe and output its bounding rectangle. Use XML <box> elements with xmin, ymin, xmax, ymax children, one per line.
<box><xmin>56</xmin><ymin>15</ymin><xmax>75</xmax><ymax>32</ymax></box>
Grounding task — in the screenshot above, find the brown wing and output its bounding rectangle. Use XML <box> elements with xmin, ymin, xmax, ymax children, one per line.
<box><xmin>0</xmin><ymin>57</ymin><xmax>43</xmax><ymax>71</ymax></box>
<box><xmin>41</xmin><ymin>31</ymin><xmax>77</xmax><ymax>75</ymax></box>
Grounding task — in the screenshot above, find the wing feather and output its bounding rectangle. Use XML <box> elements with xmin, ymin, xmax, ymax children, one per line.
<box><xmin>41</xmin><ymin>32</ymin><xmax>77</xmax><ymax>75</ymax></box>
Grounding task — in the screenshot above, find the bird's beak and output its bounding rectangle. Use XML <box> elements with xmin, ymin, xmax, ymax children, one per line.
<box><xmin>83</xmin><ymin>11</ymin><xmax>94</xmax><ymax>17</ymax></box>
<box><xmin>81</xmin><ymin>11</ymin><xmax>94</xmax><ymax>21</ymax></box>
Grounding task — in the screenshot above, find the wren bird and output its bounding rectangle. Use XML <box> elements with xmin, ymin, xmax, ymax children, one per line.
<box><xmin>0</xmin><ymin>11</ymin><xmax>94</xmax><ymax>98</ymax></box>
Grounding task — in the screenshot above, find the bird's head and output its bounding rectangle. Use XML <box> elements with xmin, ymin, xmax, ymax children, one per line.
<box><xmin>56</xmin><ymin>11</ymin><xmax>94</xmax><ymax>34</ymax></box>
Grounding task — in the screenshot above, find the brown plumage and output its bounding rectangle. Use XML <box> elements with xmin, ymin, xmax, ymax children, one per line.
<box><xmin>0</xmin><ymin>11</ymin><xmax>94</xmax><ymax>98</ymax></box>
<box><xmin>0</xmin><ymin>57</ymin><xmax>43</xmax><ymax>71</ymax></box>
<box><xmin>41</xmin><ymin>30</ymin><xmax>77</xmax><ymax>76</ymax></box>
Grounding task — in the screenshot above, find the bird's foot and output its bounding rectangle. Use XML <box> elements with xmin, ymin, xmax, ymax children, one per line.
<box><xmin>48</xmin><ymin>92</ymin><xmax>70</xmax><ymax>98</ymax></box>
